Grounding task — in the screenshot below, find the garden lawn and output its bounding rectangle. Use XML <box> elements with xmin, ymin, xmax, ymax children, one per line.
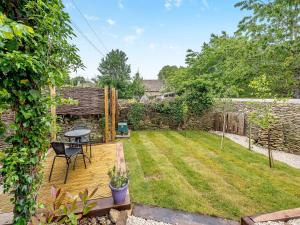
<box><xmin>123</xmin><ymin>130</ymin><xmax>300</xmax><ymax>220</ymax></box>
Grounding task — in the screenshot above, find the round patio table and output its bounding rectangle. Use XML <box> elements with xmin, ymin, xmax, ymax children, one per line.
<box><xmin>64</xmin><ymin>129</ymin><xmax>91</xmax><ymax>142</ymax></box>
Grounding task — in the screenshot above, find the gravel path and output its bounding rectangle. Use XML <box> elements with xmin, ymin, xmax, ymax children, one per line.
<box><xmin>127</xmin><ymin>216</ymin><xmax>172</xmax><ymax>225</ymax></box>
<box><xmin>211</xmin><ymin>131</ymin><xmax>300</xmax><ymax>169</ymax></box>
<box><xmin>255</xmin><ymin>218</ymin><xmax>300</xmax><ymax>225</ymax></box>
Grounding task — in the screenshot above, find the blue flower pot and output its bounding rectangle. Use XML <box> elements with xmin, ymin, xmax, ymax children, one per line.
<box><xmin>109</xmin><ymin>181</ymin><xmax>128</xmax><ymax>204</ymax></box>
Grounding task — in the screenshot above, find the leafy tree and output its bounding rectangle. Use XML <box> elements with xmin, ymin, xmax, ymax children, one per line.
<box><xmin>179</xmin><ymin>79</ymin><xmax>213</xmax><ymax>116</ymax></box>
<box><xmin>130</xmin><ymin>71</ymin><xmax>145</xmax><ymax>98</ymax></box>
<box><xmin>158</xmin><ymin>65</ymin><xmax>179</xmax><ymax>81</ymax></box>
<box><xmin>0</xmin><ymin>0</ymin><xmax>82</xmax><ymax>223</ymax></box>
<box><xmin>97</xmin><ymin>49</ymin><xmax>131</xmax><ymax>98</ymax></box>
<box><xmin>235</xmin><ymin>0</ymin><xmax>300</xmax><ymax>98</ymax></box>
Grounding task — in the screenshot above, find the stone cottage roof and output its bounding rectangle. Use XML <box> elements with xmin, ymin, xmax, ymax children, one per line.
<box><xmin>142</xmin><ymin>80</ymin><xmax>164</xmax><ymax>93</ymax></box>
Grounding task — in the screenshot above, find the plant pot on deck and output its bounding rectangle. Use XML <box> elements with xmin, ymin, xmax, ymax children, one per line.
<box><xmin>109</xmin><ymin>181</ymin><xmax>128</xmax><ymax>204</ymax></box>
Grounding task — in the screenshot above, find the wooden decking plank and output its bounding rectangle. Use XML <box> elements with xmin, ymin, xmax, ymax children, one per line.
<box><xmin>0</xmin><ymin>142</ymin><xmax>131</xmax><ymax>217</ymax></box>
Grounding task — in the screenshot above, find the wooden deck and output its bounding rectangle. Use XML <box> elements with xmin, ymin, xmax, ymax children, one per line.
<box><xmin>0</xmin><ymin>142</ymin><xmax>130</xmax><ymax>216</ymax></box>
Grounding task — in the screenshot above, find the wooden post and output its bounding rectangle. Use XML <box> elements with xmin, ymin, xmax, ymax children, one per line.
<box><xmin>111</xmin><ymin>88</ymin><xmax>116</xmax><ymax>141</ymax></box>
<box><xmin>115</xmin><ymin>90</ymin><xmax>119</xmax><ymax>125</ymax></box>
<box><xmin>50</xmin><ymin>85</ymin><xmax>57</xmax><ymax>141</ymax></box>
<box><xmin>104</xmin><ymin>86</ymin><xmax>110</xmax><ymax>143</ymax></box>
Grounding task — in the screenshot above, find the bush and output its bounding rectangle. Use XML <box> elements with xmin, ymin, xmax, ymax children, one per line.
<box><xmin>151</xmin><ymin>98</ymin><xmax>187</xmax><ymax>128</ymax></box>
<box><xmin>180</xmin><ymin>79</ymin><xmax>213</xmax><ymax>116</ymax></box>
<box><xmin>128</xmin><ymin>102</ymin><xmax>145</xmax><ymax>130</ymax></box>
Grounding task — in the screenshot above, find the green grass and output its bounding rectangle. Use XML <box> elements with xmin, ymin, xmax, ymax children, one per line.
<box><xmin>122</xmin><ymin>130</ymin><xmax>300</xmax><ymax>220</ymax></box>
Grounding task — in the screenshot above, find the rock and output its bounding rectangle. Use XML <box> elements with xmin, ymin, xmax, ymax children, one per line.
<box><xmin>109</xmin><ymin>209</ymin><xmax>120</xmax><ymax>223</ymax></box>
<box><xmin>116</xmin><ymin>211</ymin><xmax>128</xmax><ymax>225</ymax></box>
<box><xmin>91</xmin><ymin>217</ymin><xmax>97</xmax><ymax>225</ymax></box>
<box><xmin>98</xmin><ymin>216</ymin><xmax>107</xmax><ymax>225</ymax></box>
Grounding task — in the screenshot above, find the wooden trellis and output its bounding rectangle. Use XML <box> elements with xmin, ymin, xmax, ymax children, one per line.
<box><xmin>51</xmin><ymin>86</ymin><xmax>118</xmax><ymax>143</ymax></box>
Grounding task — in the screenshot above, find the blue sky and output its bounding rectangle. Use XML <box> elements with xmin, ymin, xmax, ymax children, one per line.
<box><xmin>63</xmin><ymin>0</ymin><xmax>247</xmax><ymax>80</ymax></box>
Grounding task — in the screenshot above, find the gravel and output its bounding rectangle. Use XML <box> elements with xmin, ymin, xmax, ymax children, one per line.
<box><xmin>255</xmin><ymin>218</ymin><xmax>300</xmax><ymax>225</ymax></box>
<box><xmin>127</xmin><ymin>216</ymin><xmax>173</xmax><ymax>225</ymax></box>
<box><xmin>211</xmin><ymin>131</ymin><xmax>300</xmax><ymax>169</ymax></box>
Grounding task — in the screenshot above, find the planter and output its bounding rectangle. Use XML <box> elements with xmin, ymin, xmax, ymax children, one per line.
<box><xmin>109</xmin><ymin>181</ymin><xmax>128</xmax><ymax>205</ymax></box>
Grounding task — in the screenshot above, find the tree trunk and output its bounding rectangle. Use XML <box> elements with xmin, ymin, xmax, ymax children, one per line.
<box><xmin>248</xmin><ymin>123</ymin><xmax>251</xmax><ymax>150</ymax></box>
<box><xmin>221</xmin><ymin>111</ymin><xmax>226</xmax><ymax>150</ymax></box>
<box><xmin>267</xmin><ymin>129</ymin><xmax>273</xmax><ymax>168</ymax></box>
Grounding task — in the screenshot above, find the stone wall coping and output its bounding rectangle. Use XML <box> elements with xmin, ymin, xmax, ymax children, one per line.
<box><xmin>229</xmin><ymin>98</ymin><xmax>300</xmax><ymax>104</ymax></box>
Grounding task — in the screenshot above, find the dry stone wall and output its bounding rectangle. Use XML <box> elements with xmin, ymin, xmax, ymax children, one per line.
<box><xmin>212</xmin><ymin>99</ymin><xmax>300</xmax><ymax>155</ymax></box>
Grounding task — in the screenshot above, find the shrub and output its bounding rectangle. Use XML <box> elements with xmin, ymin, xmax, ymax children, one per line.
<box><xmin>180</xmin><ymin>79</ymin><xmax>213</xmax><ymax>116</ymax></box>
<box><xmin>128</xmin><ymin>102</ymin><xmax>145</xmax><ymax>130</ymax></box>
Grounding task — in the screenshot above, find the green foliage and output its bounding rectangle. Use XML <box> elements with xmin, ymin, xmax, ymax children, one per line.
<box><xmin>97</xmin><ymin>49</ymin><xmax>132</xmax><ymax>98</ymax></box>
<box><xmin>130</xmin><ymin>71</ymin><xmax>145</xmax><ymax>98</ymax></box>
<box><xmin>29</xmin><ymin>186</ymin><xmax>97</xmax><ymax>225</ymax></box>
<box><xmin>0</xmin><ymin>1</ymin><xmax>82</xmax><ymax>224</ymax></box>
<box><xmin>158</xmin><ymin>65</ymin><xmax>179</xmax><ymax>81</ymax></box>
<box><xmin>151</xmin><ymin>98</ymin><xmax>187</xmax><ymax>127</ymax></box>
<box><xmin>128</xmin><ymin>102</ymin><xmax>145</xmax><ymax>130</ymax></box>
<box><xmin>235</xmin><ymin>0</ymin><xmax>300</xmax><ymax>98</ymax></box>
<box><xmin>179</xmin><ymin>79</ymin><xmax>213</xmax><ymax>116</ymax></box>
<box><xmin>108</xmin><ymin>166</ymin><xmax>128</xmax><ymax>189</ymax></box>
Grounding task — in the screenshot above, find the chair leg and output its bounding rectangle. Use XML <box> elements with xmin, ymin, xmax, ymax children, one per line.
<box><xmin>73</xmin><ymin>154</ymin><xmax>78</xmax><ymax>170</ymax></box>
<box><xmin>82</xmin><ymin>153</ymin><xmax>87</xmax><ymax>168</ymax></box>
<box><xmin>49</xmin><ymin>156</ymin><xmax>56</xmax><ymax>181</ymax></box>
<box><xmin>64</xmin><ymin>159</ymin><xmax>70</xmax><ymax>184</ymax></box>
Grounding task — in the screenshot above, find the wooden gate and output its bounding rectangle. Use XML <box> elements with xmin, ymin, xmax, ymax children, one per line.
<box><xmin>214</xmin><ymin>112</ymin><xmax>245</xmax><ymax>136</ymax></box>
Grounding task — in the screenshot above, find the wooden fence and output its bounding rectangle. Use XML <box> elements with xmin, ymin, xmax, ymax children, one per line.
<box><xmin>214</xmin><ymin>112</ymin><xmax>245</xmax><ymax>136</ymax></box>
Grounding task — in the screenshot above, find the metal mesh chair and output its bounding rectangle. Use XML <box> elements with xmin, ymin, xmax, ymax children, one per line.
<box><xmin>49</xmin><ymin>142</ymin><xmax>87</xmax><ymax>184</ymax></box>
<box><xmin>72</xmin><ymin>125</ymin><xmax>92</xmax><ymax>157</ymax></box>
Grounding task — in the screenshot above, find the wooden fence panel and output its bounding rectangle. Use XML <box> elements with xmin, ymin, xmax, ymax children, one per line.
<box><xmin>214</xmin><ymin>112</ymin><xmax>245</xmax><ymax>136</ymax></box>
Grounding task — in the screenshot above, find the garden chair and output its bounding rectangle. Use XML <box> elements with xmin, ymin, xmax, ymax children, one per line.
<box><xmin>49</xmin><ymin>142</ymin><xmax>87</xmax><ymax>184</ymax></box>
<box><xmin>72</xmin><ymin>125</ymin><xmax>92</xmax><ymax>157</ymax></box>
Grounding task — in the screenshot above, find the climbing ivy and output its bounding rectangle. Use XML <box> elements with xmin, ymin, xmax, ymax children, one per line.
<box><xmin>0</xmin><ymin>1</ymin><xmax>82</xmax><ymax>224</ymax></box>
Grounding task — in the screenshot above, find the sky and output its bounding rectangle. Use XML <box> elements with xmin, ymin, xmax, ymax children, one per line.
<box><xmin>63</xmin><ymin>0</ymin><xmax>248</xmax><ymax>80</ymax></box>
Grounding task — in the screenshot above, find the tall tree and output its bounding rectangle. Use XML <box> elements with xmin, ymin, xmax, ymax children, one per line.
<box><xmin>0</xmin><ymin>0</ymin><xmax>82</xmax><ymax>223</ymax></box>
<box><xmin>235</xmin><ymin>0</ymin><xmax>300</xmax><ymax>97</ymax></box>
<box><xmin>130</xmin><ymin>71</ymin><xmax>145</xmax><ymax>98</ymax></box>
<box><xmin>97</xmin><ymin>49</ymin><xmax>131</xmax><ymax>98</ymax></box>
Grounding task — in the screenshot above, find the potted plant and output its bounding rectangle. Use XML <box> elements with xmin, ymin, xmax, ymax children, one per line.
<box><xmin>108</xmin><ymin>166</ymin><xmax>129</xmax><ymax>204</ymax></box>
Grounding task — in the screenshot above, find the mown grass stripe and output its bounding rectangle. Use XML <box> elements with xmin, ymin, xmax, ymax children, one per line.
<box><xmin>176</xmin><ymin>131</ymin><xmax>300</xmax><ymax>209</ymax></box>
<box><xmin>138</xmin><ymin>131</ymin><xmax>219</xmax><ymax>215</ymax></box>
<box><xmin>148</xmin><ymin>131</ymin><xmax>241</xmax><ymax>219</ymax></box>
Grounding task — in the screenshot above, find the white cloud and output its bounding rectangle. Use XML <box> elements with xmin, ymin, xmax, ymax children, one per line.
<box><xmin>135</xmin><ymin>27</ymin><xmax>144</xmax><ymax>35</ymax></box>
<box><xmin>202</xmin><ymin>0</ymin><xmax>209</xmax><ymax>9</ymax></box>
<box><xmin>123</xmin><ymin>26</ymin><xmax>144</xmax><ymax>45</ymax></box>
<box><xmin>164</xmin><ymin>0</ymin><xmax>183</xmax><ymax>10</ymax></box>
<box><xmin>107</xmin><ymin>19</ymin><xmax>116</xmax><ymax>26</ymax></box>
<box><xmin>149</xmin><ymin>42</ymin><xmax>156</xmax><ymax>49</ymax></box>
<box><xmin>84</xmin><ymin>14</ymin><xmax>100</xmax><ymax>21</ymax></box>
<box><xmin>164</xmin><ymin>0</ymin><xmax>172</xmax><ymax>10</ymax></box>
<box><xmin>123</xmin><ymin>35</ymin><xmax>137</xmax><ymax>44</ymax></box>
<box><xmin>118</xmin><ymin>0</ymin><xmax>124</xmax><ymax>9</ymax></box>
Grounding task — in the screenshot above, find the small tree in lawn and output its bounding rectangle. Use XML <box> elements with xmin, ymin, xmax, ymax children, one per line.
<box><xmin>213</xmin><ymin>84</ymin><xmax>238</xmax><ymax>150</ymax></box>
<box><xmin>248</xmin><ymin>74</ymin><xmax>278</xmax><ymax>168</ymax></box>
